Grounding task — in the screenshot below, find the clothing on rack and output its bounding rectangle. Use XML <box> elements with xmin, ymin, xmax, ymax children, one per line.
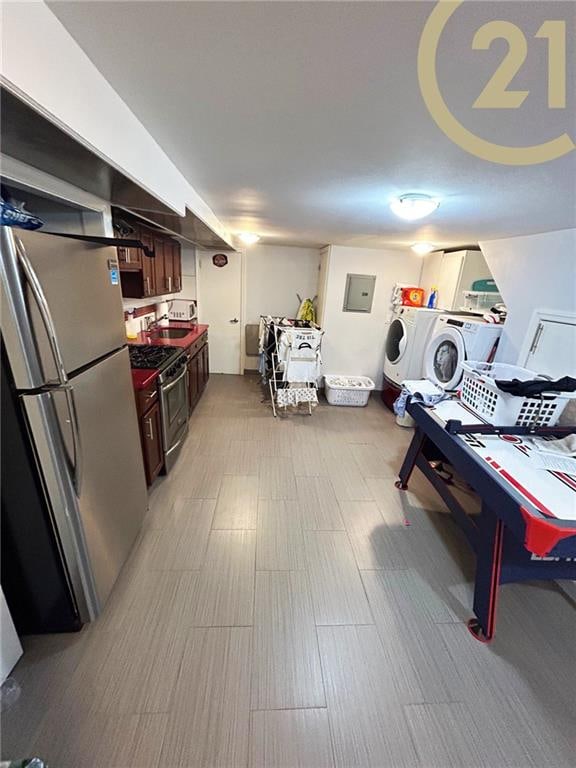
<box><xmin>297</xmin><ymin>298</ymin><xmax>316</xmax><ymax>324</ymax></box>
<box><xmin>258</xmin><ymin>315</ymin><xmax>324</xmax><ymax>416</ymax></box>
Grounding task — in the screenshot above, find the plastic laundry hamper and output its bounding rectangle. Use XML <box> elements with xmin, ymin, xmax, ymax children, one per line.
<box><xmin>460</xmin><ymin>361</ymin><xmax>576</xmax><ymax>427</ymax></box>
<box><xmin>324</xmin><ymin>375</ymin><xmax>375</xmax><ymax>406</ymax></box>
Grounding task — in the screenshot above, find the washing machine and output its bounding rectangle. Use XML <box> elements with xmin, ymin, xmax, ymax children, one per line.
<box><xmin>384</xmin><ymin>306</ymin><xmax>442</xmax><ymax>385</ymax></box>
<box><xmin>424</xmin><ymin>315</ymin><xmax>503</xmax><ymax>390</ymax></box>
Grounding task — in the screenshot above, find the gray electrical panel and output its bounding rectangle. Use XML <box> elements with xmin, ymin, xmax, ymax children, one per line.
<box><xmin>343</xmin><ymin>273</ymin><xmax>376</xmax><ymax>313</ymax></box>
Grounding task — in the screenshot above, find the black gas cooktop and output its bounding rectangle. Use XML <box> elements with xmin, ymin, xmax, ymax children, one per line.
<box><xmin>128</xmin><ymin>344</ymin><xmax>182</xmax><ymax>370</ymax></box>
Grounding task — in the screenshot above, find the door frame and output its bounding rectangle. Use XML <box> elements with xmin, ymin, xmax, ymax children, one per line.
<box><xmin>196</xmin><ymin>247</ymin><xmax>244</xmax><ymax>375</ymax></box>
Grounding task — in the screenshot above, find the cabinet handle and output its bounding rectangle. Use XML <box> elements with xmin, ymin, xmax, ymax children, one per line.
<box><xmin>126</xmin><ymin>248</ymin><xmax>131</xmax><ymax>264</ymax></box>
<box><xmin>168</xmin><ymin>275</ymin><xmax>172</xmax><ymax>292</ymax></box>
<box><xmin>529</xmin><ymin>322</ymin><xmax>544</xmax><ymax>355</ymax></box>
<box><xmin>145</xmin><ymin>276</ymin><xmax>150</xmax><ymax>295</ymax></box>
<box><xmin>145</xmin><ymin>416</ymin><xmax>154</xmax><ymax>441</ymax></box>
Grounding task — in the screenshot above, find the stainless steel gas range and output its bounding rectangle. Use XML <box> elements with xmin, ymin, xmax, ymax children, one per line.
<box><xmin>129</xmin><ymin>345</ymin><xmax>189</xmax><ymax>472</ymax></box>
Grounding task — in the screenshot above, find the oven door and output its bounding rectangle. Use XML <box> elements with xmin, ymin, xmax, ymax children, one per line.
<box><xmin>160</xmin><ymin>365</ymin><xmax>189</xmax><ymax>454</ymax></box>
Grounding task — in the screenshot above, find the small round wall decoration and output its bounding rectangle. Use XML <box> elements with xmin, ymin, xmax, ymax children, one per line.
<box><xmin>212</xmin><ymin>253</ymin><xmax>228</xmax><ymax>268</ymax></box>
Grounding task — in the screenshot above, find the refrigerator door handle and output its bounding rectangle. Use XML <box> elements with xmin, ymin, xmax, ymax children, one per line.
<box><xmin>16</xmin><ymin>241</ymin><xmax>83</xmax><ymax>495</ymax></box>
<box><xmin>52</xmin><ymin>384</ymin><xmax>83</xmax><ymax>497</ymax></box>
<box><xmin>15</xmin><ymin>237</ymin><xmax>69</xmax><ymax>387</ymax></box>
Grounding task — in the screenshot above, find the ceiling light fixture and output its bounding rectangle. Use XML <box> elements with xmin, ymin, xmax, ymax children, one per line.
<box><xmin>390</xmin><ymin>194</ymin><xmax>440</xmax><ymax>221</ymax></box>
<box><xmin>237</xmin><ymin>232</ymin><xmax>261</xmax><ymax>245</ymax></box>
<box><xmin>411</xmin><ymin>242</ymin><xmax>436</xmax><ymax>255</ymax></box>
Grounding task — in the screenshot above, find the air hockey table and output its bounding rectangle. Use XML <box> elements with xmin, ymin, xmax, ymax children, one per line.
<box><xmin>396</xmin><ymin>398</ymin><xmax>576</xmax><ymax>642</ymax></box>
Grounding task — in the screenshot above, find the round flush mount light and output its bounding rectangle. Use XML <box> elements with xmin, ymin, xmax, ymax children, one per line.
<box><xmin>411</xmin><ymin>242</ymin><xmax>436</xmax><ymax>255</ymax></box>
<box><xmin>237</xmin><ymin>232</ymin><xmax>261</xmax><ymax>245</ymax></box>
<box><xmin>390</xmin><ymin>194</ymin><xmax>440</xmax><ymax>221</ymax></box>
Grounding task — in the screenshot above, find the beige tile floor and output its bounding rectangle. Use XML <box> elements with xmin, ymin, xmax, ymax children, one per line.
<box><xmin>3</xmin><ymin>374</ymin><xmax>576</xmax><ymax>767</ymax></box>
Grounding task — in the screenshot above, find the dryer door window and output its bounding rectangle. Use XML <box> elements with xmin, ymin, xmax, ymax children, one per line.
<box><xmin>386</xmin><ymin>318</ymin><xmax>407</xmax><ymax>364</ymax></box>
<box><xmin>425</xmin><ymin>329</ymin><xmax>466</xmax><ymax>390</ymax></box>
<box><xmin>433</xmin><ymin>340</ymin><xmax>459</xmax><ymax>384</ymax></box>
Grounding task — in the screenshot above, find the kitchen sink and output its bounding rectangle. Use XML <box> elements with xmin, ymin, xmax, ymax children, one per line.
<box><xmin>150</xmin><ymin>328</ymin><xmax>191</xmax><ymax>339</ymax></box>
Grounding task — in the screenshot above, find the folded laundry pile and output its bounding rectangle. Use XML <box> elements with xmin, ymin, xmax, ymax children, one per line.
<box><xmin>393</xmin><ymin>379</ymin><xmax>450</xmax><ymax>418</ymax></box>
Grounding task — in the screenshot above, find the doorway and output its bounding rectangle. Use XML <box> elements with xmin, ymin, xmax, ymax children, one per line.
<box><xmin>197</xmin><ymin>249</ymin><xmax>243</xmax><ymax>374</ymax></box>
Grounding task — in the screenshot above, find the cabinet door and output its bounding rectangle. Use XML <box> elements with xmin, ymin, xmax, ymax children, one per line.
<box><xmin>141</xmin><ymin>401</ymin><xmax>163</xmax><ymax>484</ymax></box>
<box><xmin>202</xmin><ymin>343</ymin><xmax>210</xmax><ymax>387</ymax></box>
<box><xmin>437</xmin><ymin>252</ymin><xmax>465</xmax><ymax>310</ymax></box>
<box><xmin>188</xmin><ymin>354</ymin><xmax>199</xmax><ymax>410</ymax></box>
<box><xmin>140</xmin><ymin>230</ymin><xmax>156</xmax><ymax>297</ymax></box>
<box><xmin>152</xmin><ymin>237</ymin><xmax>166</xmax><ymax>296</ymax></box>
<box><xmin>524</xmin><ymin>319</ymin><xmax>576</xmax><ymax>378</ymax></box>
<box><xmin>163</xmin><ymin>239</ymin><xmax>173</xmax><ymax>294</ymax></box>
<box><xmin>197</xmin><ymin>345</ymin><xmax>205</xmax><ymax>392</ymax></box>
<box><xmin>124</xmin><ymin>242</ymin><xmax>142</xmax><ymax>269</ymax></box>
<box><xmin>121</xmin><ymin>224</ymin><xmax>142</xmax><ymax>270</ymax></box>
<box><xmin>117</xmin><ymin>245</ymin><xmax>140</xmax><ymax>270</ymax></box>
<box><xmin>172</xmin><ymin>241</ymin><xmax>182</xmax><ymax>292</ymax></box>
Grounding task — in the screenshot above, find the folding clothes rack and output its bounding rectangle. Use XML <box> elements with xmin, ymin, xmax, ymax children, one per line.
<box><xmin>258</xmin><ymin>316</ymin><xmax>324</xmax><ymax>417</ymax></box>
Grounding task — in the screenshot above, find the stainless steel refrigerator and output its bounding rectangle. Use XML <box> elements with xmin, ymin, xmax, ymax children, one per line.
<box><xmin>1</xmin><ymin>226</ymin><xmax>147</xmax><ymax>631</ymax></box>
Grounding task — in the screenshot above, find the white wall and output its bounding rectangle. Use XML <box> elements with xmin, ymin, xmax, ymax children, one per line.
<box><xmin>242</xmin><ymin>244</ymin><xmax>320</xmax><ymax>369</ymax></box>
<box><xmin>479</xmin><ymin>229</ymin><xmax>576</xmax><ymax>364</ymax></box>
<box><xmin>180</xmin><ymin>245</ymin><xmax>197</xmax><ymax>301</ymax></box>
<box><xmin>1</xmin><ymin>1</ymin><xmax>232</xmax><ymax>246</ymax></box>
<box><xmin>321</xmin><ymin>245</ymin><xmax>422</xmax><ymax>388</ymax></box>
<box><xmin>244</xmin><ymin>245</ymin><xmax>320</xmax><ymax>323</ymax></box>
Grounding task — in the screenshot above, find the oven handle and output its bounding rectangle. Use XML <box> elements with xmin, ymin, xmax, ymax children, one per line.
<box><xmin>161</xmin><ymin>365</ymin><xmax>188</xmax><ymax>394</ymax></box>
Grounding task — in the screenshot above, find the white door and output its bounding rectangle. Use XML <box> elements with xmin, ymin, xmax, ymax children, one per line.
<box><xmin>197</xmin><ymin>250</ymin><xmax>242</xmax><ymax>374</ymax></box>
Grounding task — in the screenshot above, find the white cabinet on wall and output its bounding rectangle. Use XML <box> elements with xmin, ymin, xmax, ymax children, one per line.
<box><xmin>420</xmin><ymin>250</ymin><xmax>493</xmax><ymax>311</ymax></box>
<box><xmin>520</xmin><ymin>311</ymin><xmax>576</xmax><ymax>378</ymax></box>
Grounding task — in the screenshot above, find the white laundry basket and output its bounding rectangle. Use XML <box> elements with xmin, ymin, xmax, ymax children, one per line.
<box><xmin>324</xmin><ymin>375</ymin><xmax>375</xmax><ymax>406</ymax></box>
<box><xmin>460</xmin><ymin>361</ymin><xmax>576</xmax><ymax>427</ymax></box>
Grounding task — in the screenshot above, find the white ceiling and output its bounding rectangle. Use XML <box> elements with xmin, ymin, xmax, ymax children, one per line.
<box><xmin>49</xmin><ymin>1</ymin><xmax>575</xmax><ymax>248</ymax></box>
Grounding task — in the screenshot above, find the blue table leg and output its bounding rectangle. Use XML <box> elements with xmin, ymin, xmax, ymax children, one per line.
<box><xmin>396</xmin><ymin>428</ymin><xmax>426</xmax><ymax>490</ymax></box>
<box><xmin>468</xmin><ymin>509</ymin><xmax>504</xmax><ymax>642</ymax></box>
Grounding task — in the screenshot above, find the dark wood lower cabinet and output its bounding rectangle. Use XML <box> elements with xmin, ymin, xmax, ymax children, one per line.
<box><xmin>188</xmin><ymin>340</ymin><xmax>209</xmax><ymax>413</ymax></box>
<box><xmin>201</xmin><ymin>343</ymin><xmax>209</xmax><ymax>388</ymax></box>
<box><xmin>140</xmin><ymin>399</ymin><xmax>163</xmax><ymax>486</ymax></box>
<box><xmin>188</xmin><ymin>352</ymin><xmax>199</xmax><ymax>411</ymax></box>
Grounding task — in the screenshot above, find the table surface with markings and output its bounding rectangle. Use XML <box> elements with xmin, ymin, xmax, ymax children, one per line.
<box><xmin>397</xmin><ymin>398</ymin><xmax>576</xmax><ymax>642</ymax></box>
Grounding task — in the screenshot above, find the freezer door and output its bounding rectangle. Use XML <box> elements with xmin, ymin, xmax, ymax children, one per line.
<box><xmin>5</xmin><ymin>229</ymin><xmax>126</xmax><ymax>388</ymax></box>
<box><xmin>26</xmin><ymin>346</ymin><xmax>148</xmax><ymax>611</ymax></box>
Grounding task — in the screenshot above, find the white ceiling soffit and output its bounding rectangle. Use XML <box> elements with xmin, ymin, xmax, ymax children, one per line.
<box><xmin>48</xmin><ymin>0</ymin><xmax>576</xmax><ymax>248</ymax></box>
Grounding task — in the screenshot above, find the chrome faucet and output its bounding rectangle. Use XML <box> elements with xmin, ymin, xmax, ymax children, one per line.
<box><xmin>145</xmin><ymin>314</ymin><xmax>167</xmax><ymax>332</ymax></box>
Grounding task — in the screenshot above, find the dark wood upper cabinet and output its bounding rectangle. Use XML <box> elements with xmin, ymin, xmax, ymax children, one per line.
<box><xmin>114</xmin><ymin>213</ymin><xmax>182</xmax><ymax>299</ymax></box>
<box><xmin>140</xmin><ymin>230</ymin><xmax>156</xmax><ymax>298</ymax></box>
<box><xmin>152</xmin><ymin>237</ymin><xmax>166</xmax><ymax>296</ymax></box>
<box><xmin>162</xmin><ymin>239</ymin><xmax>182</xmax><ymax>294</ymax></box>
<box><xmin>172</xmin><ymin>241</ymin><xmax>182</xmax><ymax>292</ymax></box>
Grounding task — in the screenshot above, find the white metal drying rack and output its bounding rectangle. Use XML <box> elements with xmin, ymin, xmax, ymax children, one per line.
<box><xmin>259</xmin><ymin>316</ymin><xmax>324</xmax><ymax>417</ymax></box>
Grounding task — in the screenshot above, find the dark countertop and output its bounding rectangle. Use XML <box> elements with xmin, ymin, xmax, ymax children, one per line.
<box><xmin>129</xmin><ymin>323</ymin><xmax>209</xmax><ymax>390</ymax></box>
